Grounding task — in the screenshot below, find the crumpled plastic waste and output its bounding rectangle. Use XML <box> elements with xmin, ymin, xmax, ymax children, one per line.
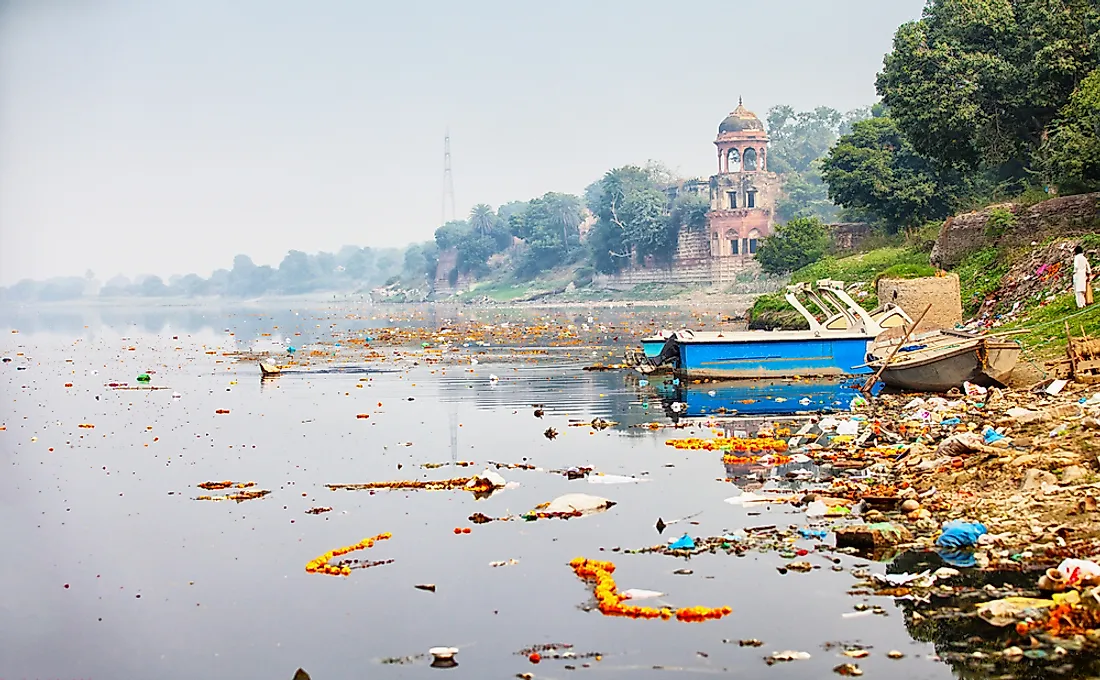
<box><xmin>935</xmin><ymin>520</ymin><xmax>988</xmax><ymax>548</ymax></box>
<box><xmin>963</xmin><ymin>381</ymin><xmax>988</xmax><ymax>397</ymax></box>
<box><xmin>982</xmin><ymin>427</ymin><xmax>1008</xmax><ymax>444</ymax></box>
<box><xmin>544</xmin><ymin>494</ymin><xmax>614</xmax><ymax>514</ymax></box>
<box><xmin>620</xmin><ymin>588</ymin><xmax>664</xmax><ymax>600</ymax></box>
<box><xmin>836</xmin><ymin>420</ymin><xmax>860</xmax><ymax>436</ymax></box>
<box><xmin>724</xmin><ymin>491</ymin><xmax>792</xmax><ymax>506</ymax></box>
<box><xmin>1057</xmin><ymin>558</ymin><xmax>1100</xmax><ymax>586</ymax></box>
<box><xmin>668</xmin><ymin>534</ymin><xmax>695</xmax><ymax>550</ymax></box>
<box><xmin>872</xmin><ymin>571</ymin><xmax>935</xmax><ymax>588</ymax></box>
<box><xmin>976</xmin><ymin>597</ymin><xmax>1057</xmax><ymax>627</ymax></box>
<box><xmin>769</xmin><ymin>650</ymin><xmax>811</xmax><ymax>662</ymax></box>
<box><xmin>805</xmin><ymin>500</ymin><xmax>827</xmax><ymax>518</ymax></box>
<box><xmin>936</xmin><ymin>433</ymin><xmax>985</xmax><ymax>457</ymax></box>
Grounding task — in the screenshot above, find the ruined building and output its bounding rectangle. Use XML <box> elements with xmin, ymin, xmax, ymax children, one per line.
<box><xmin>707</xmin><ymin>99</ymin><xmax>781</xmax><ymax>263</ymax></box>
<box><xmin>596</xmin><ymin>100</ymin><xmax>782</xmax><ymax>286</ymax></box>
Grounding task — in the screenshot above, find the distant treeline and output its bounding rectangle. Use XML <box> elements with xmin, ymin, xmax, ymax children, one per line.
<box><xmin>0</xmin><ymin>246</ymin><xmax>427</xmax><ymax>303</ymax></box>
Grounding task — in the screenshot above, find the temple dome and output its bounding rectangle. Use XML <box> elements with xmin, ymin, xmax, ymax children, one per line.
<box><xmin>718</xmin><ymin>102</ymin><xmax>765</xmax><ymax>134</ymax></box>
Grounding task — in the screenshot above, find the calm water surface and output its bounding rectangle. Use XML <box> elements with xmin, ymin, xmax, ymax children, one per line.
<box><xmin>2</xmin><ymin>303</ymin><xmax>966</xmax><ymax>679</ymax></box>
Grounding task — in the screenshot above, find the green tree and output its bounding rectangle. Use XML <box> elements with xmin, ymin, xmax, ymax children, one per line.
<box><xmin>876</xmin><ymin>0</ymin><xmax>1100</xmax><ymax>180</ymax></box>
<box><xmin>1044</xmin><ymin>69</ymin><xmax>1100</xmax><ymax>194</ymax></box>
<box><xmin>511</xmin><ymin>192</ymin><xmax>584</xmax><ymax>277</ymax></box>
<box><xmin>821</xmin><ymin>116</ymin><xmax>972</xmax><ymax>231</ymax></box>
<box><xmin>669</xmin><ymin>194</ymin><xmax>709</xmax><ymax>232</ymax></box>
<box><xmin>755</xmin><ymin>217</ymin><xmax>829</xmax><ymax>274</ymax></box>
<box><xmin>469</xmin><ymin>204</ymin><xmax>497</xmax><ymax>236</ymax></box>
<box><xmin>766</xmin><ymin>105</ymin><xmax>871</xmax><ymax>221</ymax></box>
<box><xmin>616</xmin><ymin>187</ymin><xmax>673</xmax><ymax>262</ymax></box>
<box><xmin>775</xmin><ymin>164</ymin><xmax>837</xmax><ymax>223</ymax></box>
<box><xmin>585</xmin><ymin>166</ymin><xmax>673</xmax><ymax>272</ymax></box>
<box><xmin>456</xmin><ymin>234</ymin><xmax>496</xmax><ymax>276</ymax></box>
<box><xmin>434</xmin><ymin>220</ymin><xmax>470</xmax><ymax>250</ymax></box>
<box><xmin>276</xmin><ymin>250</ymin><xmax>319</xmax><ymax>294</ymax></box>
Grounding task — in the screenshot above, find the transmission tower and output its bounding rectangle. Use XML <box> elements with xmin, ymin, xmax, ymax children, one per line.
<box><xmin>442</xmin><ymin>131</ymin><xmax>456</xmax><ymax>225</ymax></box>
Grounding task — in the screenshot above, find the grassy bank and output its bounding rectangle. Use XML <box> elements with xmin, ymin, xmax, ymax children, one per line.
<box><xmin>748</xmin><ymin>246</ymin><xmax>933</xmax><ymax>329</ymax></box>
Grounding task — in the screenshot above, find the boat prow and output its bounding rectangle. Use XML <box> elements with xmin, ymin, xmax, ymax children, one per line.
<box><xmin>866</xmin><ymin>329</ymin><xmax>1021</xmax><ymax>392</ymax></box>
<box><xmin>259</xmin><ymin>361</ymin><xmax>282</xmax><ymax>377</ymax></box>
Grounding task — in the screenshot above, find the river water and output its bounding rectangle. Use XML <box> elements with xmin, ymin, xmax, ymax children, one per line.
<box><xmin>0</xmin><ymin>301</ymin><xmax>1027</xmax><ymax>679</ymax></box>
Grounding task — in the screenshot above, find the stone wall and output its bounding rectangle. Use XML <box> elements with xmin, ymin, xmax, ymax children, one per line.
<box><xmin>931</xmin><ymin>193</ymin><xmax>1100</xmax><ymax>269</ymax></box>
<box><xmin>829</xmin><ymin>223</ymin><xmax>873</xmax><ymax>252</ymax></box>
<box><xmin>431</xmin><ymin>248</ymin><xmax>474</xmax><ymax>295</ymax></box>
<box><xmin>593</xmin><ymin>257</ymin><xmax>759</xmax><ymax>288</ymax></box>
<box><xmin>876</xmin><ymin>274</ymin><xmax>962</xmax><ymax>332</ymax></box>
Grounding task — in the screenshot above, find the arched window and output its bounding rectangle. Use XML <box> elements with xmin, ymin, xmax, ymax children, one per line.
<box><xmin>747</xmin><ymin>229</ymin><xmax>761</xmax><ymax>255</ymax></box>
<box><xmin>743</xmin><ymin>148</ymin><xmax>757</xmax><ymax>171</ymax></box>
<box><xmin>725</xmin><ymin>229</ymin><xmax>739</xmax><ymax>256</ymax></box>
<box><xmin>727</xmin><ymin>148</ymin><xmax>741</xmax><ymax>172</ymax></box>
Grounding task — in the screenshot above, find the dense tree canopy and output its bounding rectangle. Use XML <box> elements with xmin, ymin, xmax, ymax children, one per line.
<box><xmin>509</xmin><ymin>192</ymin><xmax>584</xmax><ymax>278</ymax></box>
<box><xmin>766</xmin><ymin>104</ymin><xmax>872</xmax><ymax>222</ymax></box>
<box><xmin>876</xmin><ymin>0</ymin><xmax>1100</xmax><ymax>180</ymax></box>
<box><xmin>821</xmin><ymin>116</ymin><xmax>973</xmax><ymax>231</ymax></box>
<box><xmin>1044</xmin><ymin>69</ymin><xmax>1100</xmax><ymax>194</ymax></box>
<box><xmin>586</xmin><ymin>166</ymin><xmax>681</xmax><ymax>273</ymax></box>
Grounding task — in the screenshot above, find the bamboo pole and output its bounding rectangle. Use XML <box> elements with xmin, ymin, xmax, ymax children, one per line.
<box><xmin>861</xmin><ymin>304</ymin><xmax>933</xmax><ymax>394</ymax></box>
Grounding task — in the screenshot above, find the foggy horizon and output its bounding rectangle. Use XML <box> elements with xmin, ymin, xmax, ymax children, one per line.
<box><xmin>0</xmin><ymin>0</ymin><xmax>925</xmax><ymax>286</ymax></box>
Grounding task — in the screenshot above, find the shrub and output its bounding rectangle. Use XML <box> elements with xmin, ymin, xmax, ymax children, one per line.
<box><xmin>985</xmin><ymin>207</ymin><xmax>1017</xmax><ymax>238</ymax></box>
<box><xmin>756</xmin><ymin>217</ymin><xmax>829</xmax><ymax>274</ymax></box>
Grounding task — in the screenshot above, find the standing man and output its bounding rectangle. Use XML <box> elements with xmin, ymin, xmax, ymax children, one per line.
<box><xmin>1074</xmin><ymin>245</ymin><xmax>1093</xmax><ymax>308</ymax></box>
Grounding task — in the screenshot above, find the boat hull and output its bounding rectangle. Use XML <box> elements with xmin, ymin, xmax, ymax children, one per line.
<box><xmin>877</xmin><ymin>341</ymin><xmax>1020</xmax><ymax>392</ymax></box>
<box><xmin>677</xmin><ymin>335</ymin><xmax>873</xmax><ymax>379</ymax></box>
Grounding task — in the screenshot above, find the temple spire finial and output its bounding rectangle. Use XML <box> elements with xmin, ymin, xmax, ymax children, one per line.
<box><xmin>738</xmin><ymin>95</ymin><xmax>743</xmax><ymax>106</ymax></box>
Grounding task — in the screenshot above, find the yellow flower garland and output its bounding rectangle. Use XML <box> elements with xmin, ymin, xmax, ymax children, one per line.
<box><xmin>306</xmin><ymin>532</ymin><xmax>392</xmax><ymax>577</ymax></box>
<box><xmin>570</xmin><ymin>557</ymin><xmax>731</xmax><ymax>622</ymax></box>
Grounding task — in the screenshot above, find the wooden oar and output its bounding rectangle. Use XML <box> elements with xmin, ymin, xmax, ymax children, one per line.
<box><xmin>861</xmin><ymin>304</ymin><xmax>933</xmax><ymax>394</ymax></box>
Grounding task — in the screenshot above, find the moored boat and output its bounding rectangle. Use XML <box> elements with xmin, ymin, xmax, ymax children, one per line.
<box><xmin>259</xmin><ymin>360</ymin><xmax>282</xmax><ymax>377</ymax></box>
<box><xmin>865</xmin><ymin>329</ymin><xmax>1020</xmax><ymax>392</ymax></box>
<box><xmin>633</xmin><ymin>280</ymin><xmax>889</xmax><ymax>379</ymax></box>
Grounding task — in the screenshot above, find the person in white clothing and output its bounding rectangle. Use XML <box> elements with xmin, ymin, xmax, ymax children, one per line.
<box><xmin>1074</xmin><ymin>245</ymin><xmax>1093</xmax><ymax>308</ymax></box>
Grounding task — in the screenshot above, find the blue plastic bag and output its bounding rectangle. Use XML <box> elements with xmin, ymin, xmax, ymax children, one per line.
<box><xmin>983</xmin><ymin>428</ymin><xmax>1007</xmax><ymax>444</ymax></box>
<box><xmin>669</xmin><ymin>533</ymin><xmax>695</xmax><ymax>550</ymax></box>
<box><xmin>798</xmin><ymin>528</ymin><xmax>828</xmax><ymax>540</ymax></box>
<box><xmin>935</xmin><ymin>520</ymin><xmax>988</xmax><ymax>548</ymax></box>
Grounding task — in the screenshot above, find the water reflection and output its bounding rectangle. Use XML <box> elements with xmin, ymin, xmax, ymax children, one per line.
<box><xmin>647</xmin><ymin>377</ymin><xmax>875</xmax><ymax>418</ymax></box>
<box><xmin>885</xmin><ymin>551</ymin><xmax>1100</xmax><ymax>679</ymax></box>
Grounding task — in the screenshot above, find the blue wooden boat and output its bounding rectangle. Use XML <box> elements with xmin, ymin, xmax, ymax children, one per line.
<box><xmin>670</xmin><ymin>329</ymin><xmax>872</xmax><ymax>378</ymax></box>
<box><xmin>635</xmin><ymin>280</ymin><xmax>901</xmax><ymax>379</ymax></box>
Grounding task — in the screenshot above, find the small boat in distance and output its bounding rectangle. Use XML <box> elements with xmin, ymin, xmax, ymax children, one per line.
<box><xmin>259</xmin><ymin>360</ymin><xmax>282</xmax><ymax>377</ymax></box>
<box><xmin>865</xmin><ymin>329</ymin><xmax>1021</xmax><ymax>392</ymax></box>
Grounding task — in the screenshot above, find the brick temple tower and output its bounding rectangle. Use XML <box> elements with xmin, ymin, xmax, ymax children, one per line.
<box><xmin>706</xmin><ymin>98</ymin><xmax>782</xmax><ymax>264</ymax></box>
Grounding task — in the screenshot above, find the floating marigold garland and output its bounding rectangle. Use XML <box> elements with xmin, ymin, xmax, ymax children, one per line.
<box><xmin>197</xmin><ymin>480</ymin><xmax>256</xmax><ymax>490</ymax></box>
<box><xmin>569</xmin><ymin>558</ymin><xmax>731</xmax><ymax>622</ymax></box>
<box><xmin>665</xmin><ymin>437</ymin><xmax>788</xmax><ymax>453</ymax></box>
<box><xmin>306</xmin><ymin>532</ymin><xmax>392</xmax><ymax>577</ymax></box>
<box><xmin>722</xmin><ymin>454</ymin><xmax>792</xmax><ymax>466</ymax></box>
<box><xmin>194</xmin><ymin>480</ymin><xmax>269</xmax><ymax>502</ymax></box>
<box><xmin>326</xmin><ymin>477</ymin><xmax>494</xmax><ymax>493</ymax></box>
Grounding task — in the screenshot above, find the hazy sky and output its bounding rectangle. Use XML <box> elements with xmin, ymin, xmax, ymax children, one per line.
<box><xmin>0</xmin><ymin>0</ymin><xmax>924</xmax><ymax>285</ymax></box>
